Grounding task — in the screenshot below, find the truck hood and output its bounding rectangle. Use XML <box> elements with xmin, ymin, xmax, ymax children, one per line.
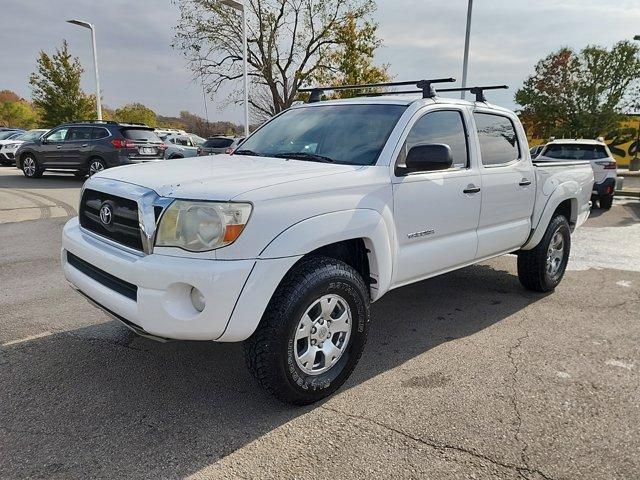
<box><xmin>96</xmin><ymin>154</ymin><xmax>362</xmax><ymax>200</ymax></box>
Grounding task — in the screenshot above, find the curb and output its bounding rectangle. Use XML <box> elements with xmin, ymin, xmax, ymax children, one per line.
<box><xmin>615</xmin><ymin>190</ymin><xmax>640</xmax><ymax>198</ymax></box>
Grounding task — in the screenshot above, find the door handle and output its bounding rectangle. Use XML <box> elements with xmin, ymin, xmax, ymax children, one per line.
<box><xmin>56</xmin><ymin>145</ymin><xmax>62</xmax><ymax>149</ymax></box>
<box><xmin>81</xmin><ymin>144</ymin><xmax>88</xmax><ymax>147</ymax></box>
<box><xmin>463</xmin><ymin>185</ymin><xmax>481</xmax><ymax>194</ymax></box>
<box><xmin>519</xmin><ymin>178</ymin><xmax>532</xmax><ymax>186</ymax></box>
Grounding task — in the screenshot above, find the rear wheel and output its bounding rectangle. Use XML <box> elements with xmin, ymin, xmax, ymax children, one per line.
<box><xmin>517</xmin><ymin>215</ymin><xmax>571</xmax><ymax>292</ymax></box>
<box><xmin>599</xmin><ymin>195</ymin><xmax>613</xmax><ymax>210</ymax></box>
<box><xmin>88</xmin><ymin>158</ymin><xmax>106</xmax><ymax>176</ymax></box>
<box><xmin>244</xmin><ymin>256</ymin><xmax>370</xmax><ymax>405</ymax></box>
<box><xmin>22</xmin><ymin>155</ymin><xmax>43</xmax><ymax>178</ymax></box>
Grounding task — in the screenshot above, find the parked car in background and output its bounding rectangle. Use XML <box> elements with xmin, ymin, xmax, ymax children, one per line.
<box><xmin>529</xmin><ymin>144</ymin><xmax>545</xmax><ymax>158</ymax></box>
<box><xmin>61</xmin><ymin>80</ymin><xmax>594</xmax><ymax>404</ymax></box>
<box><xmin>197</xmin><ymin>136</ymin><xmax>244</xmax><ymax>156</ymax></box>
<box><xmin>163</xmin><ymin>134</ymin><xmax>201</xmax><ymax>159</ymax></box>
<box><xmin>0</xmin><ymin>129</ymin><xmax>48</xmax><ymax>165</ymax></box>
<box><xmin>536</xmin><ymin>138</ymin><xmax>617</xmax><ymax>209</ymax></box>
<box><xmin>155</xmin><ymin>128</ymin><xmax>187</xmax><ymax>140</ymax></box>
<box><xmin>16</xmin><ymin>121</ymin><xmax>165</xmax><ymax>178</ymax></box>
<box><xmin>0</xmin><ymin>130</ymin><xmax>26</xmax><ymax>141</ymax></box>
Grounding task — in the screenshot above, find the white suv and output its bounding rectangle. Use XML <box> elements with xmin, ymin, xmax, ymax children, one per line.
<box><xmin>537</xmin><ymin>139</ymin><xmax>617</xmax><ymax>209</ymax></box>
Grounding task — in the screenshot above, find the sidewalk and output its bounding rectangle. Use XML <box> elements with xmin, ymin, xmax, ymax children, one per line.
<box><xmin>617</xmin><ymin>169</ymin><xmax>640</xmax><ymax>197</ymax></box>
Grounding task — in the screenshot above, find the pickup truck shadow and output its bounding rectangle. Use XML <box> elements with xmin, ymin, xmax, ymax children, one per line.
<box><xmin>1</xmin><ymin>263</ymin><xmax>546</xmax><ymax>478</ymax></box>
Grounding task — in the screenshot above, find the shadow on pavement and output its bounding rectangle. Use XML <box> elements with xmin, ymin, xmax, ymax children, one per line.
<box><xmin>0</xmin><ymin>167</ymin><xmax>85</xmax><ymax>190</ymax></box>
<box><xmin>0</xmin><ymin>263</ymin><xmax>546</xmax><ymax>478</ymax></box>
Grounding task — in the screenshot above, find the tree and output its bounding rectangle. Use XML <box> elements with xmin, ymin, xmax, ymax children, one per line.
<box><xmin>0</xmin><ymin>100</ymin><xmax>39</xmax><ymax>129</ymax></box>
<box><xmin>0</xmin><ymin>90</ymin><xmax>22</xmax><ymax>104</ymax></box>
<box><xmin>29</xmin><ymin>40</ymin><xmax>95</xmax><ymax>127</ymax></box>
<box><xmin>516</xmin><ymin>40</ymin><xmax>640</xmax><ymax>139</ymax></box>
<box><xmin>114</xmin><ymin>103</ymin><xmax>157</xmax><ymax>126</ymax></box>
<box><xmin>173</xmin><ymin>0</ymin><xmax>387</xmax><ymax>120</ymax></box>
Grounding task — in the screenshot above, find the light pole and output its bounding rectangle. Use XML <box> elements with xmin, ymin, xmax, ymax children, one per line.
<box><xmin>460</xmin><ymin>0</ymin><xmax>473</xmax><ymax>99</ymax></box>
<box><xmin>220</xmin><ymin>0</ymin><xmax>249</xmax><ymax>137</ymax></box>
<box><xmin>67</xmin><ymin>19</ymin><xmax>102</xmax><ymax>120</ymax></box>
<box><xmin>633</xmin><ymin>36</ymin><xmax>640</xmax><ymax>170</ymax></box>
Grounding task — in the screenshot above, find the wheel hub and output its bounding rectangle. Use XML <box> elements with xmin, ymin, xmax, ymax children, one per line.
<box><xmin>546</xmin><ymin>229</ymin><xmax>565</xmax><ymax>277</ymax></box>
<box><xmin>294</xmin><ymin>294</ymin><xmax>352</xmax><ymax>375</ymax></box>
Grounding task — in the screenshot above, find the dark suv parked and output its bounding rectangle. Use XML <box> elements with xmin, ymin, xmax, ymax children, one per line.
<box><xmin>16</xmin><ymin>121</ymin><xmax>165</xmax><ymax>178</ymax></box>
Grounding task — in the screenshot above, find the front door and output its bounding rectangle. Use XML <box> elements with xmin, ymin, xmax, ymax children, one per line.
<box><xmin>39</xmin><ymin>127</ymin><xmax>69</xmax><ymax>166</ymax></box>
<box><xmin>392</xmin><ymin>108</ymin><xmax>482</xmax><ymax>287</ymax></box>
<box><xmin>472</xmin><ymin>111</ymin><xmax>535</xmax><ymax>258</ymax></box>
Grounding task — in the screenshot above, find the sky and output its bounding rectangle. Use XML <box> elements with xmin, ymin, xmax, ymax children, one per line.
<box><xmin>1</xmin><ymin>0</ymin><xmax>639</xmax><ymax>124</ymax></box>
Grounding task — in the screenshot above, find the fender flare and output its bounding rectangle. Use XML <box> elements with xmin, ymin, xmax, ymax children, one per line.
<box><xmin>521</xmin><ymin>186</ymin><xmax>578</xmax><ymax>250</ymax></box>
<box><xmin>259</xmin><ymin>209</ymin><xmax>393</xmax><ymax>300</ymax></box>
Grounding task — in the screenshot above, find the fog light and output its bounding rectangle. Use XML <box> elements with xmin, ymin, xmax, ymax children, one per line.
<box><xmin>190</xmin><ymin>287</ymin><xmax>206</xmax><ymax>312</ymax></box>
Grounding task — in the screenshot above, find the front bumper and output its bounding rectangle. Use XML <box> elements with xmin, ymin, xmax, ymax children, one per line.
<box><xmin>62</xmin><ymin>217</ymin><xmax>255</xmax><ymax>341</ymax></box>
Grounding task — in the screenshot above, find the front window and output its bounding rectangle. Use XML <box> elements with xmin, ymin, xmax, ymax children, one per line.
<box><xmin>541</xmin><ymin>144</ymin><xmax>609</xmax><ymax>160</ymax></box>
<box><xmin>237</xmin><ymin>104</ymin><xmax>407</xmax><ymax>165</ymax></box>
<box><xmin>44</xmin><ymin>128</ymin><xmax>69</xmax><ymax>142</ymax></box>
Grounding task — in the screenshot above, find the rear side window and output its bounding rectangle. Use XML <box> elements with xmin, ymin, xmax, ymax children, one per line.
<box><xmin>474</xmin><ymin>113</ymin><xmax>521</xmax><ymax>166</ymax></box>
<box><xmin>541</xmin><ymin>144</ymin><xmax>609</xmax><ymax>160</ymax></box>
<box><xmin>204</xmin><ymin>138</ymin><xmax>234</xmax><ymax>148</ymax></box>
<box><xmin>91</xmin><ymin>127</ymin><xmax>110</xmax><ymax>139</ymax></box>
<box><xmin>120</xmin><ymin>128</ymin><xmax>161</xmax><ymax>142</ymax></box>
<box><xmin>398</xmin><ymin>110</ymin><xmax>469</xmax><ymax>169</ymax></box>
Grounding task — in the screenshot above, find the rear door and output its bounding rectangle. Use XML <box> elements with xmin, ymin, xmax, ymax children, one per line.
<box><xmin>39</xmin><ymin>127</ymin><xmax>70</xmax><ymax>166</ymax></box>
<box><xmin>392</xmin><ymin>107</ymin><xmax>482</xmax><ymax>286</ymax></box>
<box><xmin>473</xmin><ymin>111</ymin><xmax>535</xmax><ymax>258</ymax></box>
<box><xmin>62</xmin><ymin>126</ymin><xmax>93</xmax><ymax>167</ymax></box>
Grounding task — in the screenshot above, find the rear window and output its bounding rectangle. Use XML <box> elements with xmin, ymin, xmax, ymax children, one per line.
<box><xmin>120</xmin><ymin>128</ymin><xmax>161</xmax><ymax>142</ymax></box>
<box><xmin>541</xmin><ymin>144</ymin><xmax>609</xmax><ymax>160</ymax></box>
<box><xmin>204</xmin><ymin>138</ymin><xmax>234</xmax><ymax>148</ymax></box>
<box><xmin>474</xmin><ymin>113</ymin><xmax>521</xmax><ymax>166</ymax></box>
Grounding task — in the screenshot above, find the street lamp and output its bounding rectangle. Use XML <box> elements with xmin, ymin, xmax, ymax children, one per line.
<box><xmin>460</xmin><ymin>0</ymin><xmax>473</xmax><ymax>100</ymax></box>
<box><xmin>66</xmin><ymin>19</ymin><xmax>102</xmax><ymax>120</ymax></box>
<box><xmin>220</xmin><ymin>0</ymin><xmax>249</xmax><ymax>137</ymax></box>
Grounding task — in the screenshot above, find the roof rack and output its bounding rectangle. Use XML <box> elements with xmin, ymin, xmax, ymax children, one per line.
<box><xmin>353</xmin><ymin>84</ymin><xmax>509</xmax><ymax>102</ymax></box>
<box><xmin>65</xmin><ymin>120</ymin><xmax>119</xmax><ymax>125</ymax></box>
<box><xmin>299</xmin><ymin>78</ymin><xmax>456</xmax><ymax>103</ymax></box>
<box><xmin>438</xmin><ymin>85</ymin><xmax>508</xmax><ymax>102</ymax></box>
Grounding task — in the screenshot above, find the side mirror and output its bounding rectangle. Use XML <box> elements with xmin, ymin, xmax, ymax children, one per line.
<box><xmin>40</xmin><ymin>139</ymin><xmax>49</xmax><ymax>145</ymax></box>
<box><xmin>404</xmin><ymin>143</ymin><xmax>453</xmax><ymax>173</ymax></box>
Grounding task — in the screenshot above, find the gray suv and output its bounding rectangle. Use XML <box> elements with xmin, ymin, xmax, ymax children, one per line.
<box><xmin>16</xmin><ymin>121</ymin><xmax>165</xmax><ymax>178</ymax></box>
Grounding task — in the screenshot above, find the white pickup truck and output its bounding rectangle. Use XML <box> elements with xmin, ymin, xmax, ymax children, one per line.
<box><xmin>61</xmin><ymin>81</ymin><xmax>594</xmax><ymax>404</ymax></box>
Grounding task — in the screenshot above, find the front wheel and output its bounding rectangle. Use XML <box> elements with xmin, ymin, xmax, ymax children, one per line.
<box><xmin>22</xmin><ymin>155</ymin><xmax>43</xmax><ymax>178</ymax></box>
<box><xmin>517</xmin><ymin>215</ymin><xmax>571</xmax><ymax>292</ymax></box>
<box><xmin>244</xmin><ymin>256</ymin><xmax>370</xmax><ymax>405</ymax></box>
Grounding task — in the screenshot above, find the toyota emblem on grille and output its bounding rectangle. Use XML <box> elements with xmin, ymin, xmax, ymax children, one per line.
<box><xmin>99</xmin><ymin>203</ymin><xmax>113</xmax><ymax>226</ymax></box>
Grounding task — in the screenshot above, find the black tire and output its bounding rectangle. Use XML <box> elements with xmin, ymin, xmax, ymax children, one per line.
<box><xmin>244</xmin><ymin>256</ymin><xmax>370</xmax><ymax>405</ymax></box>
<box><xmin>21</xmin><ymin>154</ymin><xmax>43</xmax><ymax>178</ymax></box>
<box><xmin>88</xmin><ymin>158</ymin><xmax>107</xmax><ymax>176</ymax></box>
<box><xmin>517</xmin><ymin>215</ymin><xmax>571</xmax><ymax>292</ymax></box>
<box><xmin>599</xmin><ymin>195</ymin><xmax>613</xmax><ymax>210</ymax></box>
<box><xmin>169</xmin><ymin>155</ymin><xmax>183</xmax><ymax>159</ymax></box>
<box><xmin>74</xmin><ymin>171</ymin><xmax>87</xmax><ymax>179</ymax></box>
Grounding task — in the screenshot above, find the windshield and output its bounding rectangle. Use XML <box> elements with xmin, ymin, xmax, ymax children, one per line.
<box><xmin>237</xmin><ymin>104</ymin><xmax>407</xmax><ymax>165</ymax></box>
<box><xmin>0</xmin><ymin>131</ymin><xmax>20</xmax><ymax>140</ymax></box>
<box><xmin>17</xmin><ymin>130</ymin><xmax>46</xmax><ymax>142</ymax></box>
<box><xmin>541</xmin><ymin>143</ymin><xmax>609</xmax><ymax>160</ymax></box>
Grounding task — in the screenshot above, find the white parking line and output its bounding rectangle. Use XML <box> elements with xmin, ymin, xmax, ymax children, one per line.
<box><xmin>1</xmin><ymin>331</ymin><xmax>53</xmax><ymax>347</ymax></box>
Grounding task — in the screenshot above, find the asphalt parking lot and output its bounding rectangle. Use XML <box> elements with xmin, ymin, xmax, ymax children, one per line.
<box><xmin>1</xmin><ymin>167</ymin><xmax>639</xmax><ymax>479</ymax></box>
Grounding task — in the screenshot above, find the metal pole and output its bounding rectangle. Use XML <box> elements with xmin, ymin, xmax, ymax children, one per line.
<box><xmin>461</xmin><ymin>0</ymin><xmax>473</xmax><ymax>100</ymax></box>
<box><xmin>242</xmin><ymin>7</ymin><xmax>249</xmax><ymax>137</ymax></box>
<box><xmin>89</xmin><ymin>25</ymin><xmax>102</xmax><ymax>120</ymax></box>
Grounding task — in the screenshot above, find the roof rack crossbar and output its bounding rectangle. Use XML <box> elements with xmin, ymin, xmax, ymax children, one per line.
<box><xmin>65</xmin><ymin>120</ymin><xmax>119</xmax><ymax>125</ymax></box>
<box><xmin>300</xmin><ymin>78</ymin><xmax>456</xmax><ymax>102</ymax></box>
<box><xmin>438</xmin><ymin>85</ymin><xmax>508</xmax><ymax>102</ymax></box>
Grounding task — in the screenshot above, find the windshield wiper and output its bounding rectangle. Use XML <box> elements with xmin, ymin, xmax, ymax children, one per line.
<box><xmin>273</xmin><ymin>152</ymin><xmax>335</xmax><ymax>163</ymax></box>
<box><xmin>233</xmin><ymin>149</ymin><xmax>262</xmax><ymax>157</ymax></box>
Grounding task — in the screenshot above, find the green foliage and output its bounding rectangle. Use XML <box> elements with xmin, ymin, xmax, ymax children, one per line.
<box><xmin>114</xmin><ymin>103</ymin><xmax>157</xmax><ymax>127</ymax></box>
<box><xmin>29</xmin><ymin>40</ymin><xmax>95</xmax><ymax>127</ymax></box>
<box><xmin>516</xmin><ymin>40</ymin><xmax>640</xmax><ymax>139</ymax></box>
<box><xmin>0</xmin><ymin>100</ymin><xmax>39</xmax><ymax>129</ymax></box>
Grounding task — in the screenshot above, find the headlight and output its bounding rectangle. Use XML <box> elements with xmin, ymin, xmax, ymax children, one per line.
<box><xmin>155</xmin><ymin>200</ymin><xmax>252</xmax><ymax>252</ymax></box>
<box><xmin>6</xmin><ymin>143</ymin><xmax>18</xmax><ymax>149</ymax></box>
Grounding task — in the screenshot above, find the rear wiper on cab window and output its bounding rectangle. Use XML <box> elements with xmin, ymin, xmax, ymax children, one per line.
<box><xmin>273</xmin><ymin>152</ymin><xmax>335</xmax><ymax>163</ymax></box>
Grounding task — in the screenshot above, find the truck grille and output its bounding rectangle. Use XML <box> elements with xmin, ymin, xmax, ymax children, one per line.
<box><xmin>79</xmin><ymin>189</ymin><xmax>143</xmax><ymax>251</ymax></box>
